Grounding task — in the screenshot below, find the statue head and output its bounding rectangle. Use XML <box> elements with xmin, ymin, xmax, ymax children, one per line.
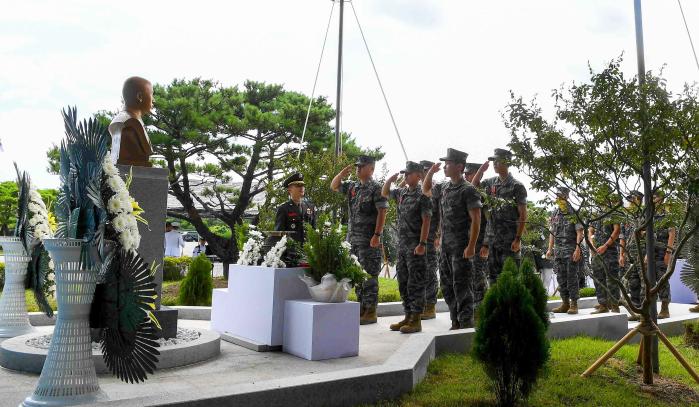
<box><xmin>122</xmin><ymin>76</ymin><xmax>153</xmax><ymax>116</ymax></box>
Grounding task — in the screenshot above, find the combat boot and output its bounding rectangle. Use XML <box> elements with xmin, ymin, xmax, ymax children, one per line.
<box><xmin>449</xmin><ymin>320</ymin><xmax>460</xmax><ymax>330</ymax></box>
<box><xmin>609</xmin><ymin>304</ymin><xmax>620</xmax><ymax>313</ymax></box>
<box><xmin>658</xmin><ymin>301</ymin><xmax>671</xmax><ymax>319</ymax></box>
<box><xmin>360</xmin><ymin>305</ymin><xmax>377</xmax><ymax>325</ymax></box>
<box><xmin>400</xmin><ymin>313</ymin><xmax>422</xmax><ymax>334</ymax></box>
<box><xmin>591</xmin><ymin>304</ymin><xmax>609</xmax><ymax>314</ymax></box>
<box><xmin>390</xmin><ymin>314</ymin><xmax>410</xmax><ymax>331</ymax></box>
<box><xmin>690</xmin><ymin>304</ymin><xmax>699</xmax><ymax>313</ymax></box>
<box><xmin>567</xmin><ymin>300</ymin><xmax>578</xmax><ymax>315</ymax></box>
<box><xmin>593</xmin><ymin>304</ymin><xmax>603</xmax><ymax>311</ymax></box>
<box><xmin>421</xmin><ymin>303</ymin><xmax>436</xmax><ymax>320</ymax></box>
<box><xmin>552</xmin><ymin>299</ymin><xmax>570</xmax><ymax>313</ymax></box>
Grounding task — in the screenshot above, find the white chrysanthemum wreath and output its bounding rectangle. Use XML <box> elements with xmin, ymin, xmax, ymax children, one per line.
<box><xmin>236</xmin><ymin>225</ymin><xmax>265</xmax><ymax>266</ymax></box>
<box><xmin>103</xmin><ymin>154</ymin><xmax>147</xmax><ymax>251</ymax></box>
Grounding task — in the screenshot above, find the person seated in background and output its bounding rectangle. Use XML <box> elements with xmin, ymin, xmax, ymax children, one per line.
<box><xmin>193</xmin><ymin>237</ymin><xmax>210</xmax><ymax>256</ymax></box>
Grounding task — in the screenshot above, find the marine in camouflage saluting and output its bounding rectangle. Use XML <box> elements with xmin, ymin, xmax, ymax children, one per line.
<box><xmin>383</xmin><ymin>161</ymin><xmax>432</xmax><ymax>334</ymax></box>
<box><xmin>475</xmin><ymin>149</ymin><xmax>528</xmax><ymax>285</ymax></box>
<box><xmin>423</xmin><ymin>148</ymin><xmax>482</xmax><ymax>330</ymax></box>
<box><xmin>419</xmin><ymin>160</ymin><xmax>441</xmax><ymax>320</ymax></box>
<box><xmin>331</xmin><ymin>155</ymin><xmax>388</xmax><ymax>325</ymax></box>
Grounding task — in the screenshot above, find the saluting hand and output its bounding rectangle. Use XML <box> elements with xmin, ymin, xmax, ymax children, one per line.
<box><xmin>429</xmin><ymin>162</ymin><xmax>442</xmax><ymax>174</ymax></box>
<box><xmin>387</xmin><ymin>173</ymin><xmax>400</xmax><ymax>184</ymax></box>
<box><xmin>479</xmin><ymin>161</ymin><xmax>490</xmax><ymax>173</ymax></box>
<box><xmin>341</xmin><ymin>164</ymin><xmax>354</xmax><ymax>177</ymax></box>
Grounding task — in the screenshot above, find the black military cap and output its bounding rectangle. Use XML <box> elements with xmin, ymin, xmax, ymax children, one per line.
<box><xmin>439</xmin><ymin>148</ymin><xmax>468</xmax><ymax>164</ymax></box>
<box><xmin>464</xmin><ymin>162</ymin><xmax>481</xmax><ymax>174</ymax></box>
<box><xmin>354</xmin><ymin>155</ymin><xmax>376</xmax><ymax>166</ymax></box>
<box><xmin>556</xmin><ymin>186</ymin><xmax>570</xmax><ymax>197</ymax></box>
<box><xmin>626</xmin><ymin>190</ymin><xmax>644</xmax><ymax>200</ymax></box>
<box><xmin>488</xmin><ymin>148</ymin><xmax>513</xmax><ymax>162</ymax></box>
<box><xmin>400</xmin><ymin>161</ymin><xmax>424</xmax><ymax>174</ymax></box>
<box><xmin>419</xmin><ymin>160</ymin><xmax>434</xmax><ymax>171</ymax></box>
<box><xmin>283</xmin><ymin>172</ymin><xmax>305</xmax><ymax>188</ymax></box>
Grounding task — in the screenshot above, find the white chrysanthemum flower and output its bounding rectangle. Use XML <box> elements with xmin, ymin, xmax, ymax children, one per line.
<box><xmin>28</xmin><ymin>202</ymin><xmax>42</xmax><ymax>213</ymax></box>
<box><xmin>341</xmin><ymin>241</ymin><xmax>352</xmax><ymax>251</ymax></box>
<box><xmin>108</xmin><ymin>175</ymin><xmax>126</xmax><ymax>192</ymax></box>
<box><xmin>48</xmin><ymin>260</ymin><xmax>55</xmax><ymax>270</ymax></box>
<box><xmin>28</xmin><ymin>217</ymin><xmax>40</xmax><ymax>227</ymax></box>
<box><xmin>324</xmin><ymin>221</ymin><xmax>331</xmax><ymax>227</ymax></box>
<box><xmin>103</xmin><ymin>155</ymin><xmax>119</xmax><ymax>176</ymax></box>
<box><xmin>107</xmin><ymin>196</ymin><xmax>124</xmax><ymax>213</ymax></box>
<box><xmin>112</xmin><ymin>214</ymin><xmax>128</xmax><ymax>232</ymax></box>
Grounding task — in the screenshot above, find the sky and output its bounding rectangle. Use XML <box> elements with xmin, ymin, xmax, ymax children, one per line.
<box><xmin>1</xmin><ymin>0</ymin><xmax>698</xmax><ymax>204</ymax></box>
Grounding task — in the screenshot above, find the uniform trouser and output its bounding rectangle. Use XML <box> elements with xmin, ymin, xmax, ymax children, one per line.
<box><xmin>627</xmin><ymin>261</ymin><xmax>672</xmax><ymax>307</ymax></box>
<box><xmin>487</xmin><ymin>245</ymin><xmax>521</xmax><ymax>285</ymax></box>
<box><xmin>439</xmin><ymin>247</ymin><xmax>474</xmax><ymax>324</ymax></box>
<box><xmin>472</xmin><ymin>247</ymin><xmax>488</xmax><ymax>308</ymax></box>
<box><xmin>555</xmin><ymin>256</ymin><xmax>580</xmax><ymax>301</ymax></box>
<box><xmin>591</xmin><ymin>253</ymin><xmax>620</xmax><ymax>306</ymax></box>
<box><xmin>396</xmin><ymin>246</ymin><xmax>428</xmax><ymax>314</ymax></box>
<box><xmin>424</xmin><ymin>243</ymin><xmax>439</xmax><ymax>305</ymax></box>
<box><xmin>350</xmin><ymin>242</ymin><xmax>382</xmax><ymax>308</ymax></box>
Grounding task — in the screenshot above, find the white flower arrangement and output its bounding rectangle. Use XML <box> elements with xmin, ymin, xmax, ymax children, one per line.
<box><xmin>262</xmin><ymin>235</ymin><xmax>287</xmax><ymax>268</ymax></box>
<box><xmin>27</xmin><ymin>189</ymin><xmax>52</xmax><ymax>242</ymax></box>
<box><xmin>103</xmin><ymin>154</ymin><xmax>144</xmax><ymax>251</ymax></box>
<box><xmin>236</xmin><ymin>228</ymin><xmax>265</xmax><ymax>266</ymax></box>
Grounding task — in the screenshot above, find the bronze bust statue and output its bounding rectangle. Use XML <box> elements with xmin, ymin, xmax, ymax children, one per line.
<box><xmin>109</xmin><ymin>76</ymin><xmax>154</xmax><ymax>167</ymax></box>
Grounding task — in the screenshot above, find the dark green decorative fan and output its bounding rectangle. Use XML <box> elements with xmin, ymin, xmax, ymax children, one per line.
<box><xmin>14</xmin><ymin>165</ymin><xmax>54</xmax><ymax>318</ymax></box>
<box><xmin>95</xmin><ymin>248</ymin><xmax>160</xmax><ymax>383</ymax></box>
<box><xmin>679</xmin><ymin>215</ymin><xmax>699</xmax><ymax>295</ymax></box>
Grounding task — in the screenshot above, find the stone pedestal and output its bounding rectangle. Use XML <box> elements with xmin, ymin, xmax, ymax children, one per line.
<box><xmin>117</xmin><ymin>165</ymin><xmax>178</xmax><ymax>338</ymax></box>
<box><xmin>211</xmin><ymin>265</ymin><xmax>310</xmax><ymax>348</ymax></box>
<box><xmin>283</xmin><ymin>300</ymin><xmax>360</xmax><ymax>361</ymax></box>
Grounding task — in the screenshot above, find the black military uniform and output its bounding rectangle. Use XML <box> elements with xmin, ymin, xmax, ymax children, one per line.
<box><xmin>388</xmin><ymin>161</ymin><xmax>432</xmax><ymax>334</ymax></box>
<box><xmin>275</xmin><ymin>173</ymin><xmax>317</xmax><ymax>244</ymax></box>
<box><xmin>419</xmin><ymin>159</ymin><xmax>440</xmax><ymax>319</ymax></box>
<box><xmin>433</xmin><ymin>148</ymin><xmax>482</xmax><ymax>329</ymax></box>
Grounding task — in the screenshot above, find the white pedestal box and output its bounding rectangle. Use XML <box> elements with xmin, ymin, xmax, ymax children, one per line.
<box><xmin>210</xmin><ymin>265</ymin><xmax>310</xmax><ymax>347</ymax></box>
<box><xmin>283</xmin><ymin>300</ymin><xmax>360</xmax><ymax>361</ymax></box>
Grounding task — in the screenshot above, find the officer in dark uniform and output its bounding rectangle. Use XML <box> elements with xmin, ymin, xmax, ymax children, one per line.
<box><xmin>275</xmin><ymin>172</ymin><xmax>317</xmax><ymax>245</ymax></box>
<box><xmin>383</xmin><ymin>161</ymin><xmax>432</xmax><ymax>334</ymax></box>
<box><xmin>419</xmin><ymin>159</ymin><xmax>440</xmax><ymax>320</ymax></box>
<box><xmin>423</xmin><ymin>148</ymin><xmax>482</xmax><ymax>330</ymax></box>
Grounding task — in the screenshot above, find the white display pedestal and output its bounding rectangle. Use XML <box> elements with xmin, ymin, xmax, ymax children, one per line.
<box><xmin>283</xmin><ymin>300</ymin><xmax>360</xmax><ymax>361</ymax></box>
<box><xmin>210</xmin><ymin>265</ymin><xmax>310</xmax><ymax>348</ymax></box>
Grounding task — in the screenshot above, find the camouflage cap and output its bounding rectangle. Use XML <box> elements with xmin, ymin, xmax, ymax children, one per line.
<box><xmin>354</xmin><ymin>155</ymin><xmax>376</xmax><ymax>166</ymax></box>
<box><xmin>439</xmin><ymin>148</ymin><xmax>468</xmax><ymax>164</ymax></box>
<box><xmin>464</xmin><ymin>162</ymin><xmax>481</xmax><ymax>174</ymax></box>
<box><xmin>626</xmin><ymin>190</ymin><xmax>644</xmax><ymax>201</ymax></box>
<box><xmin>419</xmin><ymin>160</ymin><xmax>435</xmax><ymax>171</ymax></box>
<box><xmin>400</xmin><ymin>161</ymin><xmax>424</xmax><ymax>174</ymax></box>
<box><xmin>488</xmin><ymin>148</ymin><xmax>513</xmax><ymax>162</ymax></box>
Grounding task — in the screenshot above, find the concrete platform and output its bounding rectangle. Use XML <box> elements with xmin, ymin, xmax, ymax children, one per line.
<box><xmin>0</xmin><ymin>304</ymin><xmax>696</xmax><ymax>407</ymax></box>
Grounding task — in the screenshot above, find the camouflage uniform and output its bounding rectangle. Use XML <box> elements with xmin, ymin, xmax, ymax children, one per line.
<box><xmin>653</xmin><ymin>213</ymin><xmax>672</xmax><ymax>302</ymax></box>
<box><xmin>340</xmin><ymin>179</ymin><xmax>389</xmax><ymax>308</ymax></box>
<box><xmin>472</xmin><ymin>190</ymin><xmax>488</xmax><ymax>308</ymax></box>
<box><xmin>551</xmin><ymin>206</ymin><xmax>583</xmax><ymax>301</ymax></box>
<box><xmin>621</xmin><ymin>222</ymin><xmax>644</xmax><ymax>308</ymax></box>
<box><xmin>433</xmin><ymin>180</ymin><xmax>483</xmax><ymax>325</ymax></box>
<box><xmin>424</xmin><ymin>189</ymin><xmax>440</xmax><ymax>306</ymax></box>
<box><xmin>590</xmin><ymin>220</ymin><xmax>621</xmax><ymax>306</ymax></box>
<box><xmin>389</xmin><ymin>186</ymin><xmax>432</xmax><ymax>314</ymax></box>
<box><xmin>481</xmin><ymin>174</ymin><xmax>527</xmax><ymax>285</ymax></box>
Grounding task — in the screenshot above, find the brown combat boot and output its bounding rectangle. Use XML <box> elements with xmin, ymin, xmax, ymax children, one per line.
<box><xmin>390</xmin><ymin>314</ymin><xmax>410</xmax><ymax>331</ymax></box>
<box><xmin>449</xmin><ymin>320</ymin><xmax>460</xmax><ymax>331</ymax></box>
<box><xmin>421</xmin><ymin>303</ymin><xmax>436</xmax><ymax>320</ymax></box>
<box><xmin>591</xmin><ymin>304</ymin><xmax>609</xmax><ymax>314</ymax></box>
<box><xmin>593</xmin><ymin>304</ymin><xmax>603</xmax><ymax>311</ymax></box>
<box><xmin>552</xmin><ymin>299</ymin><xmax>570</xmax><ymax>313</ymax></box>
<box><xmin>690</xmin><ymin>304</ymin><xmax>699</xmax><ymax>313</ymax></box>
<box><xmin>567</xmin><ymin>300</ymin><xmax>579</xmax><ymax>315</ymax></box>
<box><xmin>609</xmin><ymin>304</ymin><xmax>620</xmax><ymax>313</ymax></box>
<box><xmin>400</xmin><ymin>313</ymin><xmax>422</xmax><ymax>334</ymax></box>
<box><xmin>360</xmin><ymin>305</ymin><xmax>377</xmax><ymax>325</ymax></box>
<box><xmin>658</xmin><ymin>301</ymin><xmax>671</xmax><ymax>319</ymax></box>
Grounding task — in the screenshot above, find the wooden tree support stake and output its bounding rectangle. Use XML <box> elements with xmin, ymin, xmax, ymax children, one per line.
<box><xmin>581</xmin><ymin>325</ymin><xmax>641</xmax><ymax>377</ymax></box>
<box><xmin>653</xmin><ymin>322</ymin><xmax>699</xmax><ymax>384</ymax></box>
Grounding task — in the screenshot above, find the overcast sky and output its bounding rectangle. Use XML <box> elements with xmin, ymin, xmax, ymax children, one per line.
<box><xmin>1</xmin><ymin>0</ymin><xmax>698</xmax><ymax>202</ymax></box>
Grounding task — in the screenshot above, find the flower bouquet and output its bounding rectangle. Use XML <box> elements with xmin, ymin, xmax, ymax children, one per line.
<box><xmin>301</xmin><ymin>217</ymin><xmax>367</xmax><ymax>303</ymax></box>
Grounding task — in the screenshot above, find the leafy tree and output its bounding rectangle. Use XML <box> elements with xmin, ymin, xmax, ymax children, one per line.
<box><xmin>0</xmin><ymin>181</ymin><xmax>18</xmax><ymax>236</ymax></box>
<box><xmin>178</xmin><ymin>254</ymin><xmax>213</xmax><ymax>306</ymax></box>
<box><xmin>505</xmin><ymin>57</ymin><xmax>699</xmax><ymax>382</ymax></box>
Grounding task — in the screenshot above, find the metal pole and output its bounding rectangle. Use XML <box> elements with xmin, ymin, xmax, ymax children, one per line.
<box><xmin>334</xmin><ymin>0</ymin><xmax>344</xmax><ymax>157</ymax></box>
<box><xmin>633</xmin><ymin>0</ymin><xmax>660</xmax><ymax>374</ymax></box>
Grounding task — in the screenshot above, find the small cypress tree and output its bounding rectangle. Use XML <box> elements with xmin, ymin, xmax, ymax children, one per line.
<box><xmin>474</xmin><ymin>260</ymin><xmax>550</xmax><ymax>407</ymax></box>
<box><xmin>518</xmin><ymin>257</ymin><xmax>550</xmax><ymax>328</ymax></box>
<box><xmin>178</xmin><ymin>254</ymin><xmax>213</xmax><ymax>306</ymax></box>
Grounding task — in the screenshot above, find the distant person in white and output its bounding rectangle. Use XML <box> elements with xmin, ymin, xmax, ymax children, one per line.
<box><xmin>164</xmin><ymin>221</ymin><xmax>185</xmax><ymax>257</ymax></box>
<box><xmin>193</xmin><ymin>237</ymin><xmax>209</xmax><ymax>256</ymax></box>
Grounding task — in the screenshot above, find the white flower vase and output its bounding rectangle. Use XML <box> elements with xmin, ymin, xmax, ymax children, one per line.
<box><xmin>300</xmin><ymin>273</ymin><xmax>351</xmax><ymax>303</ymax></box>
<box><xmin>23</xmin><ymin>238</ymin><xmax>105</xmax><ymax>407</ymax></box>
<box><xmin>0</xmin><ymin>237</ymin><xmax>35</xmax><ymax>338</ymax></box>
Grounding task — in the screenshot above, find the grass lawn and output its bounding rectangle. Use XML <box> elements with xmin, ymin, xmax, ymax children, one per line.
<box><xmin>366</xmin><ymin>336</ymin><xmax>699</xmax><ymax>407</ymax></box>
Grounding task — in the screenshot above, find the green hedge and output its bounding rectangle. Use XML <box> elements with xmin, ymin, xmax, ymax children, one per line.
<box><xmin>163</xmin><ymin>257</ymin><xmax>192</xmax><ymax>281</ymax></box>
<box><xmin>579</xmin><ymin>287</ymin><xmax>596</xmax><ymax>298</ymax></box>
<box><xmin>178</xmin><ymin>255</ymin><xmax>213</xmax><ymax>306</ymax></box>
